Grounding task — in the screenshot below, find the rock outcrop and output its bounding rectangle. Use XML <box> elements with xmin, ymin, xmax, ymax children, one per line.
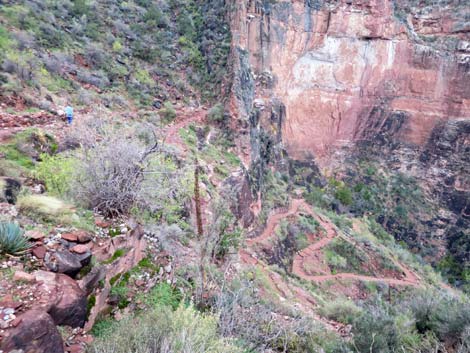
<box><xmin>34</xmin><ymin>270</ymin><xmax>88</xmax><ymax>327</ymax></box>
<box><xmin>230</xmin><ymin>0</ymin><xmax>469</xmax><ymax>164</ymax></box>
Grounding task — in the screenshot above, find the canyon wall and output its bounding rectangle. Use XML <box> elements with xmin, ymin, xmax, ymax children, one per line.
<box><xmin>229</xmin><ymin>0</ymin><xmax>469</xmax><ymax>277</ymax></box>
<box><xmin>230</xmin><ymin>0</ymin><xmax>469</xmax><ymax>164</ymax></box>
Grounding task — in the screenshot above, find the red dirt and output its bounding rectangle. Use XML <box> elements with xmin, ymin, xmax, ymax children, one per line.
<box><xmin>0</xmin><ymin>110</ymin><xmax>68</xmax><ymax>143</ymax></box>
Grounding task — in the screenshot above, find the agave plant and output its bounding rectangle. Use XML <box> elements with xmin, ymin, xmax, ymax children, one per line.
<box><xmin>0</xmin><ymin>222</ymin><xmax>32</xmax><ymax>255</ymax></box>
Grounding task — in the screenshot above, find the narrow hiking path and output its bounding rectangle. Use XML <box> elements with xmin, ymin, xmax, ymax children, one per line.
<box><xmin>165</xmin><ymin>107</ymin><xmax>206</xmax><ymax>150</ymax></box>
<box><xmin>0</xmin><ymin>110</ymin><xmax>66</xmax><ymax>143</ymax></box>
<box><xmin>243</xmin><ymin>199</ymin><xmax>420</xmax><ymax>287</ymax></box>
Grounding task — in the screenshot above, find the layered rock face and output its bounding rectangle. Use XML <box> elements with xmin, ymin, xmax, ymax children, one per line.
<box><xmin>230</xmin><ymin>0</ymin><xmax>469</xmax><ymax>164</ymax></box>
<box><xmin>229</xmin><ymin>0</ymin><xmax>469</xmax><ymax>278</ymax></box>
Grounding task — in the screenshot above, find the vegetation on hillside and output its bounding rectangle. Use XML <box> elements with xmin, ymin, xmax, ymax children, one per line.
<box><xmin>0</xmin><ymin>1</ymin><xmax>468</xmax><ymax>353</ymax></box>
<box><xmin>0</xmin><ymin>0</ymin><xmax>231</xmax><ymax>109</ymax></box>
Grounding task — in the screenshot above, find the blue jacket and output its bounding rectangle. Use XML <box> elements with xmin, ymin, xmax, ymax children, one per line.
<box><xmin>65</xmin><ymin>106</ymin><xmax>73</xmax><ymax>118</ymax></box>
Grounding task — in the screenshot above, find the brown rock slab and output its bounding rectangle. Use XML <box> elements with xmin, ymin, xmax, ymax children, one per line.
<box><xmin>32</xmin><ymin>245</ymin><xmax>47</xmax><ymax>259</ymax></box>
<box><xmin>0</xmin><ymin>309</ymin><xmax>64</xmax><ymax>353</ymax></box>
<box><xmin>95</xmin><ymin>218</ymin><xmax>111</xmax><ymax>228</ymax></box>
<box><xmin>25</xmin><ymin>230</ymin><xmax>46</xmax><ymax>240</ymax></box>
<box><xmin>10</xmin><ymin>316</ymin><xmax>22</xmax><ymax>327</ymax></box>
<box><xmin>66</xmin><ymin>344</ymin><xmax>84</xmax><ymax>353</ymax></box>
<box><xmin>61</xmin><ymin>232</ymin><xmax>78</xmax><ymax>242</ymax></box>
<box><xmin>34</xmin><ymin>270</ymin><xmax>87</xmax><ymax>328</ymax></box>
<box><xmin>71</xmin><ymin>244</ymin><xmax>89</xmax><ymax>254</ymax></box>
<box><xmin>0</xmin><ymin>299</ymin><xmax>22</xmax><ymax>310</ymax></box>
<box><xmin>13</xmin><ymin>270</ymin><xmax>36</xmax><ymax>283</ymax></box>
<box><xmin>45</xmin><ymin>250</ymin><xmax>83</xmax><ymax>277</ymax></box>
<box><xmin>75</xmin><ymin>230</ymin><xmax>92</xmax><ymax>243</ymax></box>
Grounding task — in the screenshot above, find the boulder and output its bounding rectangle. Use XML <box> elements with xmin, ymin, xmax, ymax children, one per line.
<box><xmin>45</xmin><ymin>249</ymin><xmax>89</xmax><ymax>277</ymax></box>
<box><xmin>25</xmin><ymin>230</ymin><xmax>46</xmax><ymax>240</ymax></box>
<box><xmin>34</xmin><ymin>270</ymin><xmax>87</xmax><ymax>327</ymax></box>
<box><xmin>75</xmin><ymin>231</ymin><xmax>92</xmax><ymax>243</ymax></box>
<box><xmin>61</xmin><ymin>231</ymin><xmax>91</xmax><ymax>243</ymax></box>
<box><xmin>61</xmin><ymin>232</ymin><xmax>78</xmax><ymax>242</ymax></box>
<box><xmin>32</xmin><ymin>245</ymin><xmax>47</xmax><ymax>259</ymax></box>
<box><xmin>0</xmin><ymin>309</ymin><xmax>64</xmax><ymax>353</ymax></box>
<box><xmin>71</xmin><ymin>244</ymin><xmax>89</xmax><ymax>254</ymax></box>
<box><xmin>95</xmin><ymin>218</ymin><xmax>111</xmax><ymax>228</ymax></box>
<box><xmin>0</xmin><ymin>177</ymin><xmax>21</xmax><ymax>204</ymax></box>
<box><xmin>13</xmin><ymin>270</ymin><xmax>36</xmax><ymax>283</ymax></box>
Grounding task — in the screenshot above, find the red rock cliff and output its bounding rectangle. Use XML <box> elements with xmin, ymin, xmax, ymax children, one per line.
<box><xmin>229</xmin><ymin>0</ymin><xmax>470</xmax><ymax>166</ymax></box>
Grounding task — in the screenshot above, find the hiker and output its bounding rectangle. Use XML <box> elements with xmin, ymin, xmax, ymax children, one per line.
<box><xmin>65</xmin><ymin>105</ymin><xmax>74</xmax><ymax>125</ymax></box>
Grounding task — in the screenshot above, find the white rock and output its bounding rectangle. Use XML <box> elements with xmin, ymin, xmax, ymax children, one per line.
<box><xmin>3</xmin><ymin>308</ymin><xmax>14</xmax><ymax>315</ymax></box>
<box><xmin>164</xmin><ymin>264</ymin><xmax>172</xmax><ymax>273</ymax></box>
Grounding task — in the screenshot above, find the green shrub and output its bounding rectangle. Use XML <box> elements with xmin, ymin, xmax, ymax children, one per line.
<box><xmin>304</xmin><ymin>186</ymin><xmax>330</xmax><ymax>209</ymax></box>
<box><xmin>320</xmin><ymin>298</ymin><xmax>362</xmax><ymax>324</ymax></box>
<box><xmin>0</xmin><ymin>144</ymin><xmax>34</xmax><ymax>170</ymax></box>
<box><xmin>34</xmin><ymin>153</ymin><xmax>76</xmax><ymax>197</ymax></box>
<box><xmin>207</xmin><ymin>103</ymin><xmax>225</xmax><ymax>123</ymax></box>
<box><xmin>325</xmin><ymin>238</ymin><xmax>366</xmax><ymax>273</ymax></box>
<box><xmin>0</xmin><ymin>25</ymin><xmax>12</xmax><ymax>59</ymax></box>
<box><xmin>143</xmin><ymin>283</ymin><xmax>182</xmax><ymax>310</ymax></box>
<box><xmin>404</xmin><ymin>289</ymin><xmax>470</xmax><ymax>345</ymax></box>
<box><xmin>324</xmin><ymin>211</ymin><xmax>353</xmax><ymax>230</ymax></box>
<box><xmin>335</xmin><ymin>185</ymin><xmax>353</xmax><ymax>206</ymax></box>
<box><xmin>0</xmin><ymin>222</ymin><xmax>32</xmax><ymax>255</ymax></box>
<box><xmin>17</xmin><ymin>195</ymin><xmax>73</xmax><ymax>221</ymax></box>
<box><xmin>103</xmin><ymin>249</ymin><xmax>127</xmax><ymax>265</ymax></box>
<box><xmin>71</xmin><ymin>0</ymin><xmax>91</xmax><ymax>17</ymax></box>
<box><xmin>0</xmin><ymin>159</ymin><xmax>26</xmax><ymax>178</ymax></box>
<box><xmin>352</xmin><ymin>301</ymin><xmax>413</xmax><ymax>353</ymax></box>
<box><xmin>368</xmin><ymin>218</ymin><xmax>394</xmax><ymax>244</ymax></box>
<box><xmin>298</xmin><ymin>214</ymin><xmax>318</xmax><ymax>234</ymax></box>
<box><xmin>325</xmin><ymin>249</ymin><xmax>347</xmax><ymax>270</ymax></box>
<box><xmin>90</xmin><ymin>305</ymin><xmax>242</xmax><ymax>353</ymax></box>
<box><xmin>160</xmin><ymin>101</ymin><xmax>177</xmax><ymax>122</ymax></box>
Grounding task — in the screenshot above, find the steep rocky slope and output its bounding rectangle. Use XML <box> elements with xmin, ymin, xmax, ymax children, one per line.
<box><xmin>229</xmin><ymin>0</ymin><xmax>469</xmax><ymax>288</ymax></box>
<box><xmin>1</xmin><ymin>1</ymin><xmax>469</xmax><ymax>352</ymax></box>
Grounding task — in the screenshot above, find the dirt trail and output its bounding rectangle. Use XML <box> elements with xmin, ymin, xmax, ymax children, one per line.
<box><xmin>165</xmin><ymin>107</ymin><xmax>206</xmax><ymax>149</ymax></box>
<box><xmin>244</xmin><ymin>199</ymin><xmax>420</xmax><ymax>287</ymax></box>
<box><xmin>0</xmin><ymin>111</ymin><xmax>65</xmax><ymax>143</ymax></box>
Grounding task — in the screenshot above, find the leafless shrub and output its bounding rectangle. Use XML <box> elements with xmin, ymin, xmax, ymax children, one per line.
<box><xmin>85</xmin><ymin>43</ymin><xmax>107</xmax><ymax>68</ymax></box>
<box><xmin>12</xmin><ymin>31</ymin><xmax>35</xmax><ymax>51</ymax></box>
<box><xmin>69</xmin><ymin>116</ymin><xmax>189</xmax><ymax>217</ymax></box>
<box><xmin>76</xmin><ymin>69</ymin><xmax>109</xmax><ymax>88</ymax></box>
<box><xmin>215</xmin><ymin>280</ymin><xmax>323</xmax><ymax>353</ymax></box>
<box><xmin>102</xmin><ymin>93</ymin><xmax>128</xmax><ymax>109</ymax></box>
<box><xmin>77</xmin><ymin>88</ymin><xmax>95</xmax><ymax>106</ymax></box>
<box><xmin>42</xmin><ymin>55</ymin><xmax>62</xmax><ymax>74</ymax></box>
<box><xmin>113</xmin><ymin>20</ymin><xmax>136</xmax><ymax>40</ymax></box>
<box><xmin>70</xmin><ymin>19</ymin><xmax>85</xmax><ymax>36</ymax></box>
<box><xmin>1</xmin><ymin>60</ymin><xmax>17</xmax><ymax>74</ymax></box>
<box><xmin>458</xmin><ymin>326</ymin><xmax>470</xmax><ymax>353</ymax></box>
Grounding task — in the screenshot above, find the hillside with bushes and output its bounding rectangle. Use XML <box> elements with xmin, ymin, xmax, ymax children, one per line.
<box><xmin>0</xmin><ymin>1</ymin><xmax>469</xmax><ymax>353</ymax></box>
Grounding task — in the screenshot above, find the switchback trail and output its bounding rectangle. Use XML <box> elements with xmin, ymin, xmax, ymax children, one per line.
<box><xmin>244</xmin><ymin>199</ymin><xmax>420</xmax><ymax>287</ymax></box>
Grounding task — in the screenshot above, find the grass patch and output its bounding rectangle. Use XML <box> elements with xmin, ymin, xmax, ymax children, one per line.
<box><xmin>16</xmin><ymin>194</ymin><xmax>73</xmax><ymax>222</ymax></box>
<box><xmin>90</xmin><ymin>304</ymin><xmax>243</xmax><ymax>353</ymax></box>
<box><xmin>141</xmin><ymin>282</ymin><xmax>182</xmax><ymax>310</ymax></box>
<box><xmin>0</xmin><ymin>144</ymin><xmax>34</xmax><ymax>169</ymax></box>
<box><xmin>103</xmin><ymin>248</ymin><xmax>128</xmax><ymax>265</ymax></box>
<box><xmin>325</xmin><ymin>238</ymin><xmax>367</xmax><ymax>274</ymax></box>
<box><xmin>320</xmin><ymin>297</ymin><xmax>363</xmax><ymax>324</ymax></box>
